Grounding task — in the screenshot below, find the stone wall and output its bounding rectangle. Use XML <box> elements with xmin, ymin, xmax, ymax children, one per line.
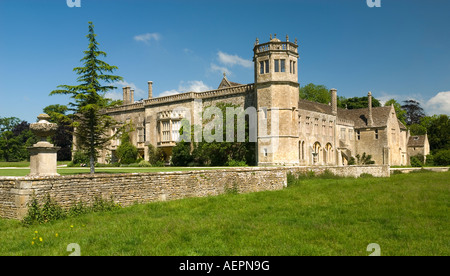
<box><xmin>0</xmin><ymin>165</ymin><xmax>389</xmax><ymax>220</ymax></box>
<box><xmin>284</xmin><ymin>165</ymin><xmax>390</xmax><ymax>178</ymax></box>
<box><xmin>0</xmin><ymin>167</ymin><xmax>287</xmax><ymax>220</ymax></box>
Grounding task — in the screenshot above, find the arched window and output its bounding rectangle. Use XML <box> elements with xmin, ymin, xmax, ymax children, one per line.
<box><xmin>299</xmin><ymin>140</ymin><xmax>305</xmax><ymax>161</ymax></box>
<box><xmin>302</xmin><ymin>141</ymin><xmax>305</xmax><ymax>160</ymax></box>
<box><xmin>325</xmin><ymin>143</ymin><xmax>333</xmax><ymax>164</ymax></box>
<box><xmin>313</xmin><ymin>142</ymin><xmax>321</xmax><ymax>164</ymax></box>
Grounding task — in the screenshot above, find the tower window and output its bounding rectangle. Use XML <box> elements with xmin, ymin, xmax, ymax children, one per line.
<box><xmin>357</xmin><ymin>130</ymin><xmax>361</xmax><ymax>140</ymax></box>
<box><xmin>375</xmin><ymin>129</ymin><xmax>379</xmax><ymax>140</ymax></box>
<box><xmin>274</xmin><ymin>59</ymin><xmax>286</xmax><ymax>73</ymax></box>
<box><xmin>260</xmin><ymin>60</ymin><xmax>269</xmax><ymax>74</ymax></box>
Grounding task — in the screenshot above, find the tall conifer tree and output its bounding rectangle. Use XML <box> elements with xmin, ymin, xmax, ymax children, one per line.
<box><xmin>50</xmin><ymin>22</ymin><xmax>124</xmax><ymax>174</ymax></box>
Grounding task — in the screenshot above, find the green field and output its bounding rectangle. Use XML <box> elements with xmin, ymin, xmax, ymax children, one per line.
<box><xmin>0</xmin><ymin>170</ymin><xmax>448</xmax><ymax>256</ymax></box>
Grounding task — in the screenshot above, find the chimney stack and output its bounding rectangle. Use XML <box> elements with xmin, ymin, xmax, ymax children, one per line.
<box><xmin>368</xmin><ymin>91</ymin><xmax>374</xmax><ymax>126</ymax></box>
<box><xmin>130</xmin><ymin>89</ymin><xmax>134</xmax><ymax>104</ymax></box>
<box><xmin>148</xmin><ymin>81</ymin><xmax>153</xmax><ymax>99</ymax></box>
<box><xmin>122</xmin><ymin>86</ymin><xmax>128</xmax><ymax>105</ymax></box>
<box><xmin>123</xmin><ymin>86</ymin><xmax>132</xmax><ymax>105</ymax></box>
<box><xmin>330</xmin><ymin>88</ymin><xmax>337</xmax><ymax>115</ymax></box>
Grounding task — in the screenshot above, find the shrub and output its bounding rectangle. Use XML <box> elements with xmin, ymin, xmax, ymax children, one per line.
<box><xmin>23</xmin><ymin>194</ymin><xmax>66</xmax><ymax>226</ymax></box>
<box><xmin>425</xmin><ymin>154</ymin><xmax>434</xmax><ymax>166</ymax></box>
<box><xmin>116</xmin><ymin>133</ymin><xmax>138</xmax><ymax>165</ymax></box>
<box><xmin>72</xmin><ymin>150</ymin><xmax>90</xmax><ymax>166</ymax></box>
<box><xmin>22</xmin><ymin>194</ymin><xmax>121</xmax><ymax>226</ymax></box>
<box><xmin>355</xmin><ymin>153</ymin><xmax>375</xmax><ymax>165</ymax></box>
<box><xmin>171</xmin><ymin>141</ymin><xmax>193</xmax><ymax>166</ymax></box>
<box><xmin>148</xmin><ymin>144</ymin><xmax>166</xmax><ymax>166</ymax></box>
<box><xmin>348</xmin><ymin>157</ymin><xmax>356</xmax><ymax>165</ymax></box>
<box><xmin>138</xmin><ymin>160</ymin><xmax>151</xmax><ymax>167</ymax></box>
<box><xmin>410</xmin><ymin>156</ymin><xmax>423</xmax><ymax>167</ymax></box>
<box><xmin>433</xmin><ymin>149</ymin><xmax>450</xmax><ymax>166</ymax></box>
<box><xmin>225</xmin><ymin>159</ymin><xmax>248</xmax><ymax>167</ymax></box>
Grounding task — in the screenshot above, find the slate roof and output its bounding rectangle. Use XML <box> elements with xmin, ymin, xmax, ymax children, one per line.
<box><xmin>297</xmin><ymin>99</ymin><xmax>403</xmax><ymax>130</ymax></box>
<box><xmin>408</xmin><ymin>135</ymin><xmax>426</xmax><ymax>147</ymax></box>
<box><xmin>337</xmin><ymin>106</ymin><xmax>392</xmax><ymax>129</ymax></box>
<box><xmin>298</xmin><ymin>99</ymin><xmax>333</xmax><ymax>115</ymax></box>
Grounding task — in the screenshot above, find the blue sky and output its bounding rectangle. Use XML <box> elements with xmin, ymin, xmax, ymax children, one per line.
<box><xmin>1</xmin><ymin>0</ymin><xmax>449</xmax><ymax>123</ymax></box>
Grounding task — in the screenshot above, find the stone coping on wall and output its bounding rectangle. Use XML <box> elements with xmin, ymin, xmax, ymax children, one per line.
<box><xmin>0</xmin><ymin>166</ymin><xmax>287</xmax><ymax>180</ymax></box>
<box><xmin>0</xmin><ymin>165</ymin><xmax>391</xmax><ymax>181</ymax></box>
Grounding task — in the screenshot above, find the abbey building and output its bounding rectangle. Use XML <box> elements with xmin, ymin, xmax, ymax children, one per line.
<box><xmin>97</xmin><ymin>35</ymin><xmax>416</xmax><ymax>166</ymax></box>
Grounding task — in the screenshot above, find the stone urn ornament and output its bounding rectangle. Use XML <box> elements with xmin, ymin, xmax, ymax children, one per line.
<box><xmin>28</xmin><ymin>114</ymin><xmax>60</xmax><ymax>176</ymax></box>
<box><xmin>30</xmin><ymin>114</ymin><xmax>58</xmax><ymax>147</ymax></box>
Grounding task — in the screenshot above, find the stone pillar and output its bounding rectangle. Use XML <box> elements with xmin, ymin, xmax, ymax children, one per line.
<box><xmin>130</xmin><ymin>89</ymin><xmax>135</xmax><ymax>104</ymax></box>
<box><xmin>148</xmin><ymin>81</ymin><xmax>153</xmax><ymax>99</ymax></box>
<box><xmin>28</xmin><ymin>114</ymin><xmax>60</xmax><ymax>176</ymax></box>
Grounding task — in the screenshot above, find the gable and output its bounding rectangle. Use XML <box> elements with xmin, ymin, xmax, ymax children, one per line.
<box><xmin>217</xmin><ymin>74</ymin><xmax>242</xmax><ymax>89</ymax></box>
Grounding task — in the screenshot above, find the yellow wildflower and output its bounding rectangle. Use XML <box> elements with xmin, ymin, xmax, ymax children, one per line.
<box><xmin>39</xmin><ymin>237</ymin><xmax>43</xmax><ymax>242</ymax></box>
<box><xmin>31</xmin><ymin>241</ymin><xmax>35</xmax><ymax>245</ymax></box>
<box><xmin>55</xmin><ymin>233</ymin><xmax>59</xmax><ymax>238</ymax></box>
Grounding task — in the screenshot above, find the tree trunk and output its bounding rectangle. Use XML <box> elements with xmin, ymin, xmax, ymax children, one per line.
<box><xmin>90</xmin><ymin>154</ymin><xmax>95</xmax><ymax>174</ymax></box>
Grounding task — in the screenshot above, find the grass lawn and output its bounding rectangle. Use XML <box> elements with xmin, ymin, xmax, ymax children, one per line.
<box><xmin>0</xmin><ymin>171</ymin><xmax>448</xmax><ymax>256</ymax></box>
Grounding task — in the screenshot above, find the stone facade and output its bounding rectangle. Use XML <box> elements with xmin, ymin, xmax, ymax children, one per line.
<box><xmin>0</xmin><ymin>165</ymin><xmax>390</xmax><ymax>220</ymax></box>
<box><xmin>93</xmin><ymin>35</ymin><xmax>410</xmax><ymax>166</ymax></box>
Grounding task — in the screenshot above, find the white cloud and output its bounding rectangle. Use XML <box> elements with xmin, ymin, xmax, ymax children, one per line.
<box><xmin>158</xmin><ymin>89</ymin><xmax>180</xmax><ymax>97</ymax></box>
<box><xmin>179</xmin><ymin>80</ymin><xmax>212</xmax><ymax>92</ymax></box>
<box><xmin>210</xmin><ymin>63</ymin><xmax>232</xmax><ymax>76</ymax></box>
<box><xmin>378</xmin><ymin>90</ymin><xmax>450</xmax><ymax>116</ymax></box>
<box><xmin>133</xmin><ymin>33</ymin><xmax>161</xmax><ymax>43</ymax></box>
<box><xmin>217</xmin><ymin>51</ymin><xmax>252</xmax><ymax>68</ymax></box>
<box><xmin>424</xmin><ymin>91</ymin><xmax>450</xmax><ymax>115</ymax></box>
<box><xmin>159</xmin><ymin>81</ymin><xmax>212</xmax><ymax>97</ymax></box>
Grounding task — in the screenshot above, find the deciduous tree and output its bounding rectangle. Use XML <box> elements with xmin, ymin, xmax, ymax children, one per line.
<box><xmin>401</xmin><ymin>99</ymin><xmax>425</xmax><ymax>125</ymax></box>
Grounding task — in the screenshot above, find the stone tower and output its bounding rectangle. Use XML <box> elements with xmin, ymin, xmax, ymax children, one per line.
<box><xmin>254</xmin><ymin>34</ymin><xmax>300</xmax><ymax>165</ymax></box>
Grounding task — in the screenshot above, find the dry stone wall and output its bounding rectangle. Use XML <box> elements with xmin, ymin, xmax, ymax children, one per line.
<box><xmin>0</xmin><ymin>165</ymin><xmax>389</xmax><ymax>220</ymax></box>
<box><xmin>0</xmin><ymin>167</ymin><xmax>287</xmax><ymax>220</ymax></box>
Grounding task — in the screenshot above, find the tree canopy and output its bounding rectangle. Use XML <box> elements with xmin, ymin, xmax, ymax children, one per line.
<box><xmin>384</xmin><ymin>99</ymin><xmax>407</xmax><ymax>125</ymax></box>
<box><xmin>171</xmin><ymin>102</ymin><xmax>256</xmax><ymax>166</ymax></box>
<box><xmin>299</xmin><ymin>83</ymin><xmax>330</xmax><ymax>104</ymax></box>
<box><xmin>401</xmin><ymin>99</ymin><xmax>425</xmax><ymax>125</ymax></box>
<box><xmin>0</xmin><ymin>117</ymin><xmax>37</xmax><ymax>162</ymax></box>
<box><xmin>339</xmin><ymin>96</ymin><xmax>381</xmax><ymax>110</ymax></box>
